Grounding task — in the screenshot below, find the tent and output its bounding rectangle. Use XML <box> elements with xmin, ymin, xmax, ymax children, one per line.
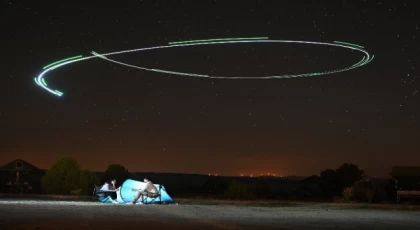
<box><xmin>95</xmin><ymin>179</ymin><xmax>175</xmax><ymax>204</ymax></box>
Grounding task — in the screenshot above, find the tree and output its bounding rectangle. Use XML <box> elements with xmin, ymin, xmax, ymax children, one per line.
<box><xmin>319</xmin><ymin>163</ymin><xmax>365</xmax><ymax>198</ymax></box>
<box><xmin>255</xmin><ymin>178</ymin><xmax>271</xmax><ymax>198</ymax></box>
<box><xmin>225</xmin><ymin>180</ymin><xmax>254</xmax><ymax>200</ymax></box>
<box><xmin>42</xmin><ymin>158</ymin><xmax>81</xmax><ymax>195</ymax></box>
<box><xmin>342</xmin><ymin>187</ymin><xmax>354</xmax><ymax>202</ymax></box>
<box><xmin>202</xmin><ymin>177</ymin><xmax>218</xmax><ymax>193</ymax></box>
<box><xmin>79</xmin><ymin>170</ymin><xmax>99</xmax><ymax>195</ymax></box>
<box><xmin>104</xmin><ymin>164</ymin><xmax>129</xmax><ymax>186</ymax></box>
<box><xmin>319</xmin><ymin>168</ymin><xmax>341</xmax><ymax>197</ymax></box>
<box><xmin>335</xmin><ymin>163</ymin><xmax>365</xmax><ymax>189</ymax></box>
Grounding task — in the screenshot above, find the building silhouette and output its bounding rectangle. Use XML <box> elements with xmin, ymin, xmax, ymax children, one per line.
<box><xmin>0</xmin><ymin>159</ymin><xmax>45</xmax><ymax>193</ymax></box>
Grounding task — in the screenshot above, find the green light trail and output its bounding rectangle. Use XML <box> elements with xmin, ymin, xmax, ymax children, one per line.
<box><xmin>334</xmin><ymin>41</ymin><xmax>364</xmax><ymax>49</ymax></box>
<box><xmin>352</xmin><ymin>56</ymin><xmax>366</xmax><ymax>67</ymax></box>
<box><xmin>43</xmin><ymin>55</ymin><xmax>83</xmax><ymax>69</ymax></box>
<box><xmin>36</xmin><ymin>38</ymin><xmax>373</xmax><ymax>97</ymax></box>
<box><xmin>367</xmin><ymin>55</ymin><xmax>375</xmax><ymax>63</ymax></box>
<box><xmin>151</xmin><ymin>69</ymin><xmax>209</xmax><ymax>77</ymax></box>
<box><xmin>169</xmin><ymin>37</ymin><xmax>269</xmax><ymax>45</ymax></box>
<box><xmin>34</xmin><ymin>78</ymin><xmax>40</xmax><ymax>85</ymax></box>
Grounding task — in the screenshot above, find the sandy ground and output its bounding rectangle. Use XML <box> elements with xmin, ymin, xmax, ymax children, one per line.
<box><xmin>0</xmin><ymin>200</ymin><xmax>420</xmax><ymax>230</ymax></box>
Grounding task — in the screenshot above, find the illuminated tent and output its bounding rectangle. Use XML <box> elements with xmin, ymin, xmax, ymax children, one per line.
<box><xmin>96</xmin><ymin>179</ymin><xmax>175</xmax><ymax>204</ymax></box>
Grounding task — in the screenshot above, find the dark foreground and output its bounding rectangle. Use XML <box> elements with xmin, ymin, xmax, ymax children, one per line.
<box><xmin>1</xmin><ymin>200</ymin><xmax>420</xmax><ymax>230</ymax></box>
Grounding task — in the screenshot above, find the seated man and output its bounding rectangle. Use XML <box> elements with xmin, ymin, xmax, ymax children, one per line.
<box><xmin>132</xmin><ymin>177</ymin><xmax>158</xmax><ymax>204</ymax></box>
<box><xmin>100</xmin><ymin>178</ymin><xmax>120</xmax><ymax>204</ymax></box>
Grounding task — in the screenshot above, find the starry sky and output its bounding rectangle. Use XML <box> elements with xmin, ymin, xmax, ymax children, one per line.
<box><xmin>1</xmin><ymin>0</ymin><xmax>419</xmax><ymax>177</ymax></box>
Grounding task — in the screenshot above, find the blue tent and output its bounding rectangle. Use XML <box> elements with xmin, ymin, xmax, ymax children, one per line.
<box><xmin>96</xmin><ymin>179</ymin><xmax>175</xmax><ymax>204</ymax></box>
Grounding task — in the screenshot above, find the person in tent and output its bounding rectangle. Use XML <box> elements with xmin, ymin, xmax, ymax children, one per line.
<box><xmin>100</xmin><ymin>178</ymin><xmax>120</xmax><ymax>204</ymax></box>
<box><xmin>132</xmin><ymin>177</ymin><xmax>158</xmax><ymax>204</ymax></box>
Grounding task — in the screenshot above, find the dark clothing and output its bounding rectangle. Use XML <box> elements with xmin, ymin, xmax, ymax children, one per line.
<box><xmin>108</xmin><ymin>184</ymin><xmax>116</xmax><ymax>191</ymax></box>
<box><xmin>110</xmin><ymin>192</ymin><xmax>117</xmax><ymax>200</ymax></box>
<box><xmin>103</xmin><ymin>183</ymin><xmax>117</xmax><ymax>200</ymax></box>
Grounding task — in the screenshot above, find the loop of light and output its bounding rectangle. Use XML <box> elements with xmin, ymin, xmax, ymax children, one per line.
<box><xmin>34</xmin><ymin>37</ymin><xmax>374</xmax><ymax>97</ymax></box>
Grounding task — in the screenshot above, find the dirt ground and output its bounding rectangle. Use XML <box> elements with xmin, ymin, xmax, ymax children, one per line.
<box><xmin>1</xmin><ymin>200</ymin><xmax>420</xmax><ymax>230</ymax></box>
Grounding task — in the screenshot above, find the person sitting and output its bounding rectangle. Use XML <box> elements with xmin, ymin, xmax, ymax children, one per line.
<box><xmin>100</xmin><ymin>178</ymin><xmax>119</xmax><ymax>204</ymax></box>
<box><xmin>132</xmin><ymin>177</ymin><xmax>158</xmax><ymax>204</ymax></box>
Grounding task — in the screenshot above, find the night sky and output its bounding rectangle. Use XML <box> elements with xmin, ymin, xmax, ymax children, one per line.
<box><xmin>1</xmin><ymin>0</ymin><xmax>419</xmax><ymax>177</ymax></box>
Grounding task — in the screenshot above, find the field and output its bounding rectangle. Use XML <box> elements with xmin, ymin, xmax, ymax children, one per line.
<box><xmin>1</xmin><ymin>199</ymin><xmax>420</xmax><ymax>230</ymax></box>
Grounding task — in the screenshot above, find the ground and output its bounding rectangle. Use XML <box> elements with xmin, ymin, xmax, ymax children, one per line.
<box><xmin>0</xmin><ymin>200</ymin><xmax>420</xmax><ymax>230</ymax></box>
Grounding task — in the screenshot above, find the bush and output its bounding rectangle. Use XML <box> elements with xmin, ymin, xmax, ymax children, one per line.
<box><xmin>225</xmin><ymin>180</ymin><xmax>255</xmax><ymax>200</ymax></box>
<box><xmin>104</xmin><ymin>164</ymin><xmax>129</xmax><ymax>186</ymax></box>
<box><xmin>79</xmin><ymin>170</ymin><xmax>99</xmax><ymax>195</ymax></box>
<box><xmin>333</xmin><ymin>196</ymin><xmax>345</xmax><ymax>203</ymax></box>
<box><xmin>353</xmin><ymin>179</ymin><xmax>391</xmax><ymax>203</ymax></box>
<box><xmin>366</xmin><ymin>188</ymin><xmax>375</xmax><ymax>203</ymax></box>
<box><xmin>255</xmin><ymin>178</ymin><xmax>271</xmax><ymax>198</ymax></box>
<box><xmin>319</xmin><ymin>163</ymin><xmax>364</xmax><ymax>198</ymax></box>
<box><xmin>42</xmin><ymin>158</ymin><xmax>81</xmax><ymax>195</ymax></box>
<box><xmin>42</xmin><ymin>158</ymin><xmax>99</xmax><ymax>195</ymax></box>
<box><xmin>70</xmin><ymin>188</ymin><xmax>82</xmax><ymax>196</ymax></box>
<box><xmin>342</xmin><ymin>187</ymin><xmax>354</xmax><ymax>202</ymax></box>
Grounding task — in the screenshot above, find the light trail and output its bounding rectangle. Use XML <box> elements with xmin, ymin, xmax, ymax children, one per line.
<box><xmin>168</xmin><ymin>37</ymin><xmax>269</xmax><ymax>45</ymax></box>
<box><xmin>35</xmin><ymin>38</ymin><xmax>374</xmax><ymax>97</ymax></box>
<box><xmin>43</xmin><ymin>55</ymin><xmax>83</xmax><ymax>69</ymax></box>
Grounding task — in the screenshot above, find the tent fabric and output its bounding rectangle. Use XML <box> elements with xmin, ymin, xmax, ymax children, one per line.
<box><xmin>94</xmin><ymin>184</ymin><xmax>117</xmax><ymax>203</ymax></box>
<box><xmin>98</xmin><ymin>196</ymin><xmax>114</xmax><ymax>203</ymax></box>
<box><xmin>117</xmin><ymin>179</ymin><xmax>175</xmax><ymax>204</ymax></box>
<box><xmin>95</xmin><ymin>179</ymin><xmax>174</xmax><ymax>204</ymax></box>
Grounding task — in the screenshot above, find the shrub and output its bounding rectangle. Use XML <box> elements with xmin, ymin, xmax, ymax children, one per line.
<box><xmin>104</xmin><ymin>164</ymin><xmax>129</xmax><ymax>186</ymax></box>
<box><xmin>225</xmin><ymin>180</ymin><xmax>254</xmax><ymax>200</ymax></box>
<box><xmin>42</xmin><ymin>158</ymin><xmax>80</xmax><ymax>195</ymax></box>
<box><xmin>342</xmin><ymin>186</ymin><xmax>354</xmax><ymax>202</ymax></box>
<box><xmin>333</xmin><ymin>196</ymin><xmax>345</xmax><ymax>203</ymax></box>
<box><xmin>70</xmin><ymin>188</ymin><xmax>82</xmax><ymax>196</ymax></box>
<box><xmin>79</xmin><ymin>170</ymin><xmax>99</xmax><ymax>195</ymax></box>
<box><xmin>42</xmin><ymin>158</ymin><xmax>99</xmax><ymax>195</ymax></box>
<box><xmin>366</xmin><ymin>188</ymin><xmax>375</xmax><ymax>203</ymax></box>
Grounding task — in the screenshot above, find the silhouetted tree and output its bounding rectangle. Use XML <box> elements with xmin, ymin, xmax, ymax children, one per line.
<box><xmin>104</xmin><ymin>164</ymin><xmax>129</xmax><ymax>186</ymax></box>
<box><xmin>255</xmin><ymin>178</ymin><xmax>271</xmax><ymax>198</ymax></box>
<box><xmin>41</xmin><ymin>158</ymin><xmax>100</xmax><ymax>195</ymax></box>
<box><xmin>300</xmin><ymin>175</ymin><xmax>323</xmax><ymax>199</ymax></box>
<box><xmin>202</xmin><ymin>177</ymin><xmax>219</xmax><ymax>194</ymax></box>
<box><xmin>226</xmin><ymin>180</ymin><xmax>254</xmax><ymax>200</ymax></box>
<box><xmin>41</xmin><ymin>157</ymin><xmax>80</xmax><ymax>195</ymax></box>
<box><xmin>319</xmin><ymin>163</ymin><xmax>364</xmax><ymax>198</ymax></box>
<box><xmin>335</xmin><ymin>163</ymin><xmax>365</xmax><ymax>188</ymax></box>
<box><xmin>385</xmin><ymin>179</ymin><xmax>397</xmax><ymax>202</ymax></box>
<box><xmin>79</xmin><ymin>170</ymin><xmax>99</xmax><ymax>195</ymax></box>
